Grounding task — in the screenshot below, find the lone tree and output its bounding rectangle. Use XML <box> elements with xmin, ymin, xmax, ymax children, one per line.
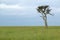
<box><xmin>37</xmin><ymin>5</ymin><xmax>52</xmax><ymax>28</ymax></box>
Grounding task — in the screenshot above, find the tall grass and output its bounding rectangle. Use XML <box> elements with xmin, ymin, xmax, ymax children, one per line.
<box><xmin>0</xmin><ymin>26</ymin><xmax>60</xmax><ymax>40</ymax></box>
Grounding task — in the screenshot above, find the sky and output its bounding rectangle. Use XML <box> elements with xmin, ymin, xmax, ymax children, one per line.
<box><xmin>0</xmin><ymin>0</ymin><xmax>60</xmax><ymax>26</ymax></box>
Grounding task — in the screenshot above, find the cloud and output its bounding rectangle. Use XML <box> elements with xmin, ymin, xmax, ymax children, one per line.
<box><xmin>0</xmin><ymin>4</ymin><xmax>24</xmax><ymax>15</ymax></box>
<box><xmin>0</xmin><ymin>0</ymin><xmax>20</xmax><ymax>4</ymax></box>
<box><xmin>0</xmin><ymin>3</ymin><xmax>37</xmax><ymax>16</ymax></box>
<box><xmin>0</xmin><ymin>0</ymin><xmax>60</xmax><ymax>16</ymax></box>
<box><xmin>0</xmin><ymin>4</ymin><xmax>23</xmax><ymax>9</ymax></box>
<box><xmin>0</xmin><ymin>0</ymin><xmax>39</xmax><ymax>7</ymax></box>
<box><xmin>51</xmin><ymin>7</ymin><xmax>60</xmax><ymax>14</ymax></box>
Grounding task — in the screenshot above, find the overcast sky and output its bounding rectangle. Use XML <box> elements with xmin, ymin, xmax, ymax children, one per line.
<box><xmin>0</xmin><ymin>0</ymin><xmax>60</xmax><ymax>26</ymax></box>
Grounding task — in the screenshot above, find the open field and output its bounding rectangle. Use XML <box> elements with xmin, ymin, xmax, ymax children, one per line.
<box><xmin>0</xmin><ymin>26</ymin><xmax>60</xmax><ymax>40</ymax></box>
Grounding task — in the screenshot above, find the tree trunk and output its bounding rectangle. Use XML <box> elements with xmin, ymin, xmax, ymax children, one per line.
<box><xmin>44</xmin><ymin>14</ymin><xmax>48</xmax><ymax>28</ymax></box>
<box><xmin>44</xmin><ymin>17</ymin><xmax>48</xmax><ymax>28</ymax></box>
<box><xmin>42</xmin><ymin>13</ymin><xmax>48</xmax><ymax>28</ymax></box>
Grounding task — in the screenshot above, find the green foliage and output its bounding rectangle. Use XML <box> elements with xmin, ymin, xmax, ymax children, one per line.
<box><xmin>0</xmin><ymin>26</ymin><xmax>60</xmax><ymax>40</ymax></box>
<box><xmin>37</xmin><ymin>5</ymin><xmax>51</xmax><ymax>14</ymax></box>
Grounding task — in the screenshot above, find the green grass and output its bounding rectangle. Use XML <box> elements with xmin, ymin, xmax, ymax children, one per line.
<box><xmin>0</xmin><ymin>26</ymin><xmax>60</xmax><ymax>40</ymax></box>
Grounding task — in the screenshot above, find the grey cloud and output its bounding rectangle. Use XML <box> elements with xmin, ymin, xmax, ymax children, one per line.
<box><xmin>0</xmin><ymin>0</ymin><xmax>20</xmax><ymax>5</ymax></box>
<box><xmin>0</xmin><ymin>0</ymin><xmax>38</xmax><ymax>6</ymax></box>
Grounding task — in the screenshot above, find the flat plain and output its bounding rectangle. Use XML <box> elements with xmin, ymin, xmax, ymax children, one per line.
<box><xmin>0</xmin><ymin>26</ymin><xmax>60</xmax><ymax>40</ymax></box>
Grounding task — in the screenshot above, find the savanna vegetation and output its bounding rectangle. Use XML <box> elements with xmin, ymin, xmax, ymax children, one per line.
<box><xmin>0</xmin><ymin>26</ymin><xmax>60</xmax><ymax>40</ymax></box>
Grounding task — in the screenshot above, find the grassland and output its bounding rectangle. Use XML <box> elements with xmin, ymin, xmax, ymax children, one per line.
<box><xmin>0</xmin><ymin>26</ymin><xmax>60</xmax><ymax>40</ymax></box>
